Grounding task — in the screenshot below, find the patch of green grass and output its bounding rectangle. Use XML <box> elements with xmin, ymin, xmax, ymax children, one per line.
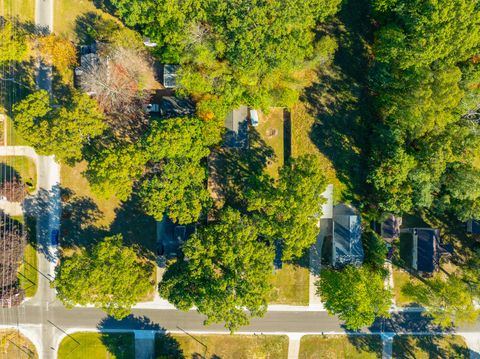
<box><xmin>392</xmin><ymin>335</ymin><xmax>469</xmax><ymax>359</ymax></box>
<box><xmin>0</xmin><ymin>155</ymin><xmax>37</xmax><ymax>192</ymax></box>
<box><xmin>61</xmin><ymin>161</ymin><xmax>120</xmax><ymax>229</ymax></box>
<box><xmin>268</xmin><ymin>263</ymin><xmax>309</xmax><ymax>305</ymax></box>
<box><xmin>1</xmin><ymin>0</ymin><xmax>34</xmax><ymax>21</ymax></box>
<box><xmin>391</xmin><ymin>267</ymin><xmax>420</xmax><ymax>307</ymax></box>
<box><xmin>299</xmin><ymin>335</ymin><xmax>383</xmax><ymax>359</ymax></box>
<box><xmin>58</xmin><ymin>332</ymin><xmax>134</xmax><ymax>359</ymax></box>
<box><xmin>291</xmin><ymin>102</ymin><xmax>345</xmax><ymax>203</ymax></box>
<box><xmin>5</xmin><ymin>116</ymin><xmax>29</xmax><ymax>146</ymax></box>
<box><xmin>156</xmin><ymin>334</ymin><xmax>289</xmax><ymax>359</ymax></box>
<box><xmin>18</xmin><ymin>241</ymin><xmax>38</xmax><ymax>297</ymax></box>
<box><xmin>54</xmin><ymin>0</ymin><xmax>121</xmax><ymax>42</ymax></box>
<box><xmin>0</xmin><ymin>330</ymin><xmax>37</xmax><ymax>359</ymax></box>
<box><xmin>255</xmin><ymin>107</ymin><xmax>285</xmax><ymax>179</ymax></box>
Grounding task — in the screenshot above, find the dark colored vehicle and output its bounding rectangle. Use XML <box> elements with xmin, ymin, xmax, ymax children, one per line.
<box><xmin>386</xmin><ymin>246</ymin><xmax>394</xmax><ymax>260</ymax></box>
<box><xmin>51</xmin><ymin>229</ymin><xmax>59</xmax><ymax>246</ymax></box>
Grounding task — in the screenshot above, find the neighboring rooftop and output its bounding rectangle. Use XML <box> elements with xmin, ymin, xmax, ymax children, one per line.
<box><xmin>224</xmin><ymin>106</ymin><xmax>249</xmax><ymax>148</ymax></box>
<box><xmin>331</xmin><ymin>204</ymin><xmax>364</xmax><ymax>268</ymax></box>
<box><xmin>161</xmin><ymin>64</ymin><xmax>180</xmax><ymax>88</ymax></box>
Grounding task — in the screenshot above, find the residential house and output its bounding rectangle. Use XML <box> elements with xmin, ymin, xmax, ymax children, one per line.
<box><xmin>331</xmin><ymin>204</ymin><xmax>364</xmax><ymax>268</ymax></box>
<box><xmin>466</xmin><ymin>219</ymin><xmax>480</xmax><ymax>235</ymax></box>
<box><xmin>224</xmin><ymin>106</ymin><xmax>249</xmax><ymax>148</ymax></box>
<box><xmin>411</xmin><ymin>228</ymin><xmax>453</xmax><ymax>276</ymax></box>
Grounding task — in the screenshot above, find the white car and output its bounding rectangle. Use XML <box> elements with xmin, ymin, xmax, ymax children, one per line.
<box><xmin>250</xmin><ymin>109</ymin><xmax>259</xmax><ymax>127</ymax></box>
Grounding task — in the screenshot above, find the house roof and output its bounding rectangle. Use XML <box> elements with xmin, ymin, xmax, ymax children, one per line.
<box><xmin>467</xmin><ymin>219</ymin><xmax>480</xmax><ymax>234</ymax></box>
<box><xmin>163</xmin><ymin>64</ymin><xmax>179</xmax><ymax>88</ymax></box>
<box><xmin>332</xmin><ymin>214</ymin><xmax>364</xmax><ymax>267</ymax></box>
<box><xmin>224</xmin><ymin>106</ymin><xmax>249</xmax><ymax>148</ymax></box>
<box><xmin>415</xmin><ymin>228</ymin><xmax>439</xmax><ymax>273</ymax></box>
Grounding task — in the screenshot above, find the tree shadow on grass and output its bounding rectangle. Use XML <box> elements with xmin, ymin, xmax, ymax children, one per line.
<box><xmin>391</xmin><ymin>335</ymin><xmax>470</xmax><ymax>359</ymax></box>
<box><xmin>346</xmin><ymin>335</ymin><xmax>383</xmax><ymax>357</ymax></box>
<box><xmin>303</xmin><ymin>0</ymin><xmax>376</xmax><ymax>206</ymax></box>
<box><xmin>110</xmin><ymin>194</ymin><xmax>157</xmax><ymax>261</ymax></box>
<box><xmin>60</xmin><ymin>187</ymin><xmax>107</xmax><ymax>249</ymax></box>
<box><xmin>97</xmin><ymin>315</ymin><xmax>185</xmax><ymax>359</ymax></box>
<box><xmin>210</xmin><ymin>129</ymin><xmax>275</xmax><ymax>213</ymax></box>
<box><xmin>74</xmin><ymin>11</ymin><xmax>121</xmax><ymax>44</ymax></box>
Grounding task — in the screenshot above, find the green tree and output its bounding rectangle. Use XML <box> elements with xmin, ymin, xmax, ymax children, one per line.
<box><xmin>247</xmin><ymin>155</ymin><xmax>327</xmax><ymax>260</ymax></box>
<box><xmin>54</xmin><ymin>235</ymin><xmax>154</xmax><ymax>319</ymax></box>
<box><xmin>0</xmin><ymin>20</ymin><xmax>28</xmax><ymax>64</ymax></box>
<box><xmin>159</xmin><ymin>208</ymin><xmax>274</xmax><ymax>331</ymax></box>
<box><xmin>111</xmin><ymin>0</ymin><xmax>341</xmax><ymax>117</ymax></box>
<box><xmin>139</xmin><ymin>158</ymin><xmax>211</xmax><ymax>224</ymax></box>
<box><xmin>373</xmin><ymin>0</ymin><xmax>480</xmax><ymax>69</ymax></box>
<box><xmin>144</xmin><ymin>116</ymin><xmax>220</xmax><ymax>162</ymax></box>
<box><xmin>318</xmin><ymin>266</ymin><xmax>392</xmax><ymax>330</ymax></box>
<box><xmin>13</xmin><ymin>90</ymin><xmax>106</xmax><ymax>163</ymax></box>
<box><xmin>402</xmin><ymin>276</ymin><xmax>479</xmax><ymax>328</ymax></box>
<box><xmin>85</xmin><ymin>141</ymin><xmax>148</xmax><ymax>201</ymax></box>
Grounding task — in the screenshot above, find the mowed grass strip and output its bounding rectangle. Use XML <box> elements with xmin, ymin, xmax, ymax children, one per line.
<box><xmin>156</xmin><ymin>333</ymin><xmax>289</xmax><ymax>359</ymax></box>
<box><xmin>1</xmin><ymin>0</ymin><xmax>35</xmax><ymax>21</ymax></box>
<box><xmin>299</xmin><ymin>335</ymin><xmax>382</xmax><ymax>359</ymax></box>
<box><xmin>58</xmin><ymin>332</ymin><xmax>134</xmax><ymax>359</ymax></box>
<box><xmin>269</xmin><ymin>263</ymin><xmax>309</xmax><ymax>306</ymax></box>
<box><xmin>392</xmin><ymin>335</ymin><xmax>470</xmax><ymax>359</ymax></box>
<box><xmin>0</xmin><ymin>330</ymin><xmax>37</xmax><ymax>359</ymax></box>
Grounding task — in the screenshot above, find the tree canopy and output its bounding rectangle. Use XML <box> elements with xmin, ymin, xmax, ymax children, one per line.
<box><xmin>247</xmin><ymin>155</ymin><xmax>327</xmax><ymax>260</ymax></box>
<box><xmin>318</xmin><ymin>266</ymin><xmax>392</xmax><ymax>330</ymax></box>
<box><xmin>54</xmin><ymin>234</ymin><xmax>154</xmax><ymax>319</ymax></box>
<box><xmin>159</xmin><ymin>208</ymin><xmax>274</xmax><ymax>331</ymax></box>
<box><xmin>13</xmin><ymin>90</ymin><xmax>106</xmax><ymax>163</ymax></box>
<box><xmin>110</xmin><ymin>0</ymin><xmax>341</xmax><ymax>118</ymax></box>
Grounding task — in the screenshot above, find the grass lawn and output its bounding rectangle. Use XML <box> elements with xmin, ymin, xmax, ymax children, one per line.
<box><xmin>55</xmin><ymin>0</ymin><xmax>121</xmax><ymax>42</ymax></box>
<box><xmin>291</xmin><ymin>102</ymin><xmax>345</xmax><ymax>203</ymax></box>
<box><xmin>392</xmin><ymin>268</ymin><xmax>420</xmax><ymax>307</ymax></box>
<box><xmin>392</xmin><ymin>335</ymin><xmax>470</xmax><ymax>359</ymax></box>
<box><xmin>156</xmin><ymin>333</ymin><xmax>289</xmax><ymax>359</ymax></box>
<box><xmin>0</xmin><ymin>330</ymin><xmax>37</xmax><ymax>358</ymax></box>
<box><xmin>299</xmin><ymin>335</ymin><xmax>382</xmax><ymax>359</ymax></box>
<box><xmin>268</xmin><ymin>263</ymin><xmax>309</xmax><ymax>306</ymax></box>
<box><xmin>1</xmin><ymin>0</ymin><xmax>35</xmax><ymax>21</ymax></box>
<box><xmin>256</xmin><ymin>107</ymin><xmax>285</xmax><ymax>179</ymax></box>
<box><xmin>58</xmin><ymin>332</ymin><xmax>134</xmax><ymax>359</ymax></box>
<box><xmin>0</xmin><ymin>155</ymin><xmax>37</xmax><ymax>193</ymax></box>
<box><xmin>18</xmin><ymin>241</ymin><xmax>38</xmax><ymax>297</ymax></box>
<box><xmin>61</xmin><ymin>161</ymin><xmax>120</xmax><ymax>229</ymax></box>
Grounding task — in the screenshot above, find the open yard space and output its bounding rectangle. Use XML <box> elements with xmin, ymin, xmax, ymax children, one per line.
<box><xmin>291</xmin><ymin>102</ymin><xmax>345</xmax><ymax>202</ymax></box>
<box><xmin>299</xmin><ymin>335</ymin><xmax>382</xmax><ymax>359</ymax></box>
<box><xmin>54</xmin><ymin>0</ymin><xmax>121</xmax><ymax>42</ymax></box>
<box><xmin>156</xmin><ymin>333</ymin><xmax>289</xmax><ymax>359</ymax></box>
<box><xmin>392</xmin><ymin>335</ymin><xmax>470</xmax><ymax>359</ymax></box>
<box><xmin>392</xmin><ymin>268</ymin><xmax>421</xmax><ymax>307</ymax></box>
<box><xmin>61</xmin><ymin>161</ymin><xmax>120</xmax><ymax>230</ymax></box>
<box><xmin>58</xmin><ymin>332</ymin><xmax>134</xmax><ymax>359</ymax></box>
<box><xmin>0</xmin><ymin>330</ymin><xmax>37</xmax><ymax>358</ymax></box>
<box><xmin>255</xmin><ymin>108</ymin><xmax>285</xmax><ymax>178</ymax></box>
<box><xmin>269</xmin><ymin>263</ymin><xmax>309</xmax><ymax>306</ymax></box>
<box><xmin>18</xmin><ymin>232</ymin><xmax>38</xmax><ymax>298</ymax></box>
<box><xmin>1</xmin><ymin>0</ymin><xmax>34</xmax><ymax>21</ymax></box>
<box><xmin>0</xmin><ymin>155</ymin><xmax>37</xmax><ymax>193</ymax></box>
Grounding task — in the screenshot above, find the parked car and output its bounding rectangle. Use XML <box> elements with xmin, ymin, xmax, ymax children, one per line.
<box><xmin>250</xmin><ymin>109</ymin><xmax>259</xmax><ymax>127</ymax></box>
<box><xmin>51</xmin><ymin>229</ymin><xmax>60</xmax><ymax>246</ymax></box>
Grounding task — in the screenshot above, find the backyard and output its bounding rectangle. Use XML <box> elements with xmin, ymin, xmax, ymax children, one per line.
<box><xmin>392</xmin><ymin>335</ymin><xmax>470</xmax><ymax>359</ymax></box>
<box><xmin>156</xmin><ymin>333</ymin><xmax>289</xmax><ymax>359</ymax></box>
<box><xmin>0</xmin><ymin>330</ymin><xmax>37</xmax><ymax>359</ymax></box>
<box><xmin>58</xmin><ymin>332</ymin><xmax>135</xmax><ymax>359</ymax></box>
<box><xmin>299</xmin><ymin>335</ymin><xmax>382</xmax><ymax>359</ymax></box>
